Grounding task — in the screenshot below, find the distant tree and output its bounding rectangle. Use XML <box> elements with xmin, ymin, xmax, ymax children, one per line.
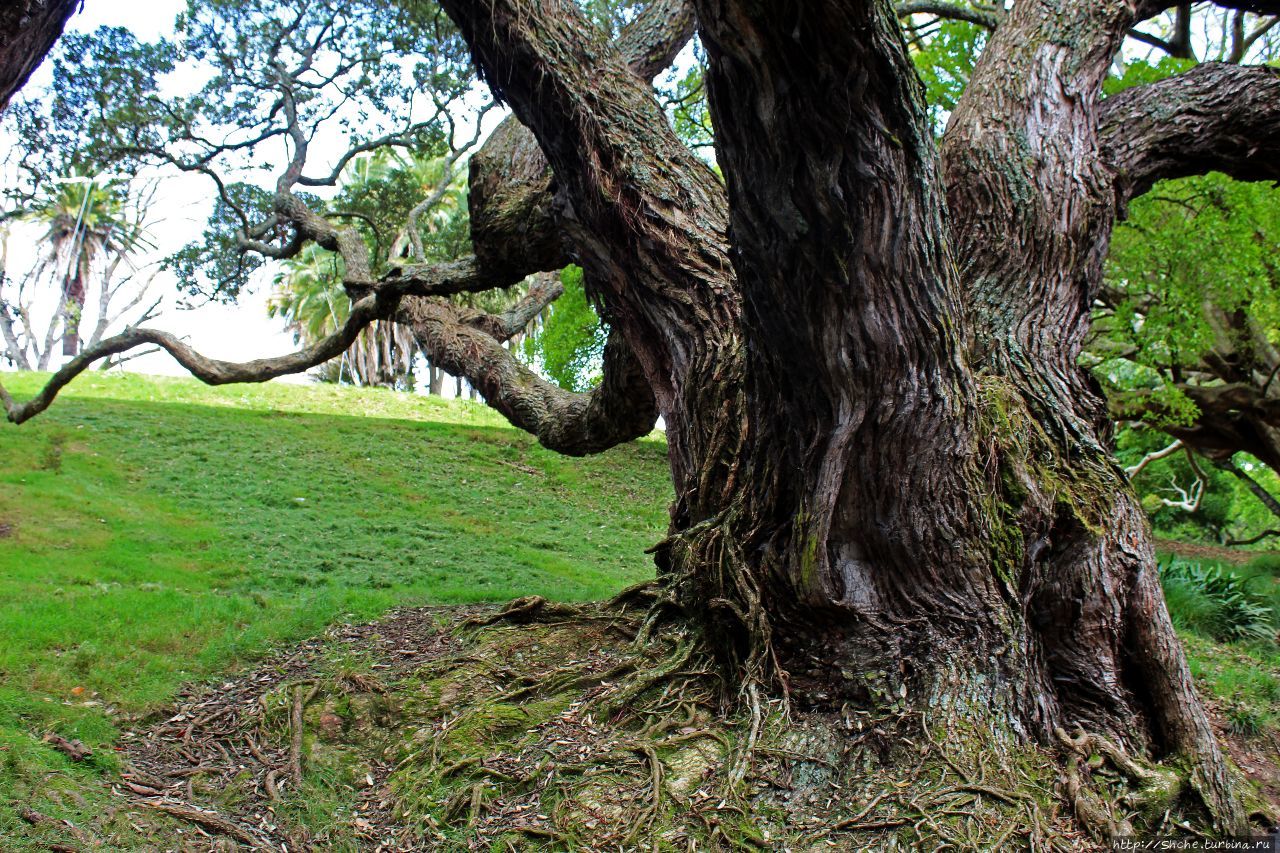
<box><xmin>269</xmin><ymin>149</ymin><xmax>475</xmax><ymax>390</ymax></box>
<box><xmin>0</xmin><ymin>173</ymin><xmax>159</xmax><ymax>369</ymax></box>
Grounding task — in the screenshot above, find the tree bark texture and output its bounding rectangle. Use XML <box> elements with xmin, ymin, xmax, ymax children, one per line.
<box><xmin>10</xmin><ymin>0</ymin><xmax>1276</xmax><ymax>836</ymax></box>
<box><xmin>423</xmin><ymin>0</ymin><xmax>1280</xmax><ymax>832</ymax></box>
<box><xmin>0</xmin><ymin>0</ymin><xmax>78</xmax><ymax>112</ymax></box>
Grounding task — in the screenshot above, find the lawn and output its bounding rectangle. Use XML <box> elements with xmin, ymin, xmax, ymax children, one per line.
<box><xmin>0</xmin><ymin>371</ymin><xmax>673</xmax><ymax>844</ymax></box>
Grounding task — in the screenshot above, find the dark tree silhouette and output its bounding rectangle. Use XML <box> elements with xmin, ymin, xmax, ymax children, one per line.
<box><xmin>0</xmin><ymin>0</ymin><xmax>79</xmax><ymax>111</ymax></box>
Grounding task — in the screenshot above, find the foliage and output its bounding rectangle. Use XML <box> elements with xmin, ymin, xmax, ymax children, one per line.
<box><xmin>1</xmin><ymin>171</ymin><xmax>156</xmax><ymax>368</ymax></box>
<box><xmin>3</xmin><ymin>0</ymin><xmax>473</xmax><ymax>303</ymax></box>
<box><xmin>1159</xmin><ymin>557</ymin><xmax>1276</xmax><ymax>643</ymax></box>
<box><xmin>1101</xmin><ymin>56</ymin><xmax>1198</xmax><ymax>96</ymax></box>
<box><xmin>660</xmin><ymin>50</ymin><xmax>715</xmax><ymax>152</ymax></box>
<box><xmin>521</xmin><ymin>266</ymin><xmax>607</xmax><ymax>393</ymax></box>
<box><xmin>908</xmin><ymin>19</ymin><xmax>986</xmax><ymax>132</ymax></box>
<box><xmin>164</xmin><ymin>182</ymin><xmax>276</xmax><ymax>302</ymax></box>
<box><xmin>0</xmin><ymin>371</ymin><xmax>671</xmax><ymax>845</ymax></box>
<box><xmin>1095</xmin><ymin>174</ymin><xmax>1280</xmax><ymax>416</ymax></box>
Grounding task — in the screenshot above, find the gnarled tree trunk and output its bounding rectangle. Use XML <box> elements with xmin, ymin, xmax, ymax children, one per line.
<box><xmin>428</xmin><ymin>0</ymin><xmax>1277</xmax><ymax>834</ymax></box>
<box><xmin>0</xmin><ymin>0</ymin><xmax>78</xmax><ymax>112</ymax></box>
<box><xmin>7</xmin><ymin>0</ymin><xmax>1277</xmax><ymax>837</ymax></box>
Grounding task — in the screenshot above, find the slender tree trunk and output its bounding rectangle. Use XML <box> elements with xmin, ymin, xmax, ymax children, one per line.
<box><xmin>60</xmin><ymin>266</ymin><xmax>86</xmax><ymax>357</ymax></box>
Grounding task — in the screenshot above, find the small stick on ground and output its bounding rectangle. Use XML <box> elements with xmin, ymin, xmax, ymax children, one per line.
<box><xmin>135</xmin><ymin>799</ymin><xmax>261</xmax><ymax>847</ymax></box>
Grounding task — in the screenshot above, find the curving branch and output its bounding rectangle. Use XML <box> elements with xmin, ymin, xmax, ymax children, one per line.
<box><xmin>1110</xmin><ymin>382</ymin><xmax>1280</xmax><ymax>473</ymax></box>
<box><xmin>1</xmin><ymin>291</ymin><xmax>401</xmax><ymax>425</ymax></box>
<box><xmin>1136</xmin><ymin>0</ymin><xmax>1280</xmax><ymax>21</ymax></box>
<box><xmin>614</xmin><ymin>0</ymin><xmax>698</xmax><ymax>81</ymax></box>
<box><xmin>894</xmin><ymin>1</ymin><xmax>1002</xmax><ymax>29</ymax></box>
<box><xmin>1100</xmin><ymin>63</ymin><xmax>1280</xmax><ymax>203</ymax></box>
<box><xmin>1126</xmin><ymin>439</ymin><xmax>1185</xmax><ymax>478</ymax></box>
<box><xmin>450</xmin><ymin>272</ymin><xmax>565</xmax><ymax>343</ymax></box>
<box><xmin>440</xmin><ymin>0</ymin><xmax>734</xmax><ymax>419</ymax></box>
<box><xmin>1215</xmin><ymin>456</ymin><xmax>1280</xmax><ymax>521</ymax></box>
<box><xmin>398</xmin><ymin>295</ymin><xmax>657</xmax><ymax>456</ymax></box>
<box><xmin>465</xmin><ymin>0</ymin><xmax>700</xmax><ymax>286</ymax></box>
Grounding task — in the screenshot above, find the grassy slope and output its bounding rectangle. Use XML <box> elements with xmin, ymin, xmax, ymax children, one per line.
<box><xmin>0</xmin><ymin>373</ymin><xmax>1276</xmax><ymax>844</ymax></box>
<box><xmin>0</xmin><ymin>372</ymin><xmax>672</xmax><ymax>843</ymax></box>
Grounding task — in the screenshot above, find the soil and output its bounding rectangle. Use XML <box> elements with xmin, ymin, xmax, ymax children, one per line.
<box><xmin>1156</xmin><ymin>538</ymin><xmax>1280</xmax><ymax>566</ymax></box>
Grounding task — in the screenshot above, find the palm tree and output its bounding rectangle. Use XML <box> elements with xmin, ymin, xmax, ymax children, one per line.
<box><xmin>271</xmin><ymin>148</ymin><xmax>534</xmax><ymax>393</ymax></box>
<box><xmin>269</xmin><ymin>244</ymin><xmax>421</xmax><ymax>389</ymax></box>
<box><xmin>26</xmin><ymin>171</ymin><xmax>138</xmax><ymax>357</ymax></box>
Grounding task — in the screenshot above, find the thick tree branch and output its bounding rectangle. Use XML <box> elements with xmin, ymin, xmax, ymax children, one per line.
<box><xmin>1110</xmin><ymin>382</ymin><xmax>1280</xmax><ymax>473</ymax></box>
<box><xmin>0</xmin><ymin>0</ymin><xmax>79</xmax><ymax>111</ymax></box>
<box><xmin>614</xmin><ymin>0</ymin><xmax>698</xmax><ymax>81</ymax></box>
<box><xmin>398</xmin><ymin>295</ymin><xmax>657</xmax><ymax>456</ymax></box>
<box><xmin>439</xmin><ymin>0</ymin><xmax>734</xmax><ymax>421</ymax></box>
<box><xmin>895</xmin><ymin>1</ymin><xmax>1002</xmax><ymax>29</ymax></box>
<box><xmin>449</xmin><ymin>272</ymin><xmax>565</xmax><ymax>342</ymax></box>
<box><xmin>1100</xmin><ymin>63</ymin><xmax>1280</xmax><ymax>203</ymax></box>
<box><xmin>1135</xmin><ymin>0</ymin><xmax>1280</xmax><ymax>21</ymax></box>
<box><xmin>464</xmin><ymin>0</ymin><xmax>701</xmax><ymax>285</ymax></box>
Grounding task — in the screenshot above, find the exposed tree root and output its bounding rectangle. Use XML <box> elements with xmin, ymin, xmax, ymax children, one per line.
<box><xmin>134</xmin><ymin>798</ymin><xmax>264</xmax><ymax>847</ymax></box>
<box><xmin>103</xmin><ymin>601</ymin><xmax>1274</xmax><ymax>851</ymax></box>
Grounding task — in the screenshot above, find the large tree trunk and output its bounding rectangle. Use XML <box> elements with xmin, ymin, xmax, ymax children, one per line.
<box><xmin>431</xmin><ymin>0</ymin><xmax>1255</xmax><ymax>833</ymax></box>
<box><xmin>0</xmin><ymin>0</ymin><xmax>78</xmax><ymax>112</ymax></box>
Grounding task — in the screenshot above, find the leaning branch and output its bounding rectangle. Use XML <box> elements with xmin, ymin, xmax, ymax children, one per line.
<box><xmin>1215</xmin><ymin>456</ymin><xmax>1280</xmax><ymax>522</ymax></box>
<box><xmin>1100</xmin><ymin>63</ymin><xmax>1280</xmax><ymax>202</ymax></box>
<box><xmin>894</xmin><ymin>1</ymin><xmax>1002</xmax><ymax>29</ymax></box>
<box><xmin>1126</xmin><ymin>439</ymin><xmax>1184</xmax><ymax>478</ymax></box>
<box><xmin>0</xmin><ymin>0</ymin><xmax>80</xmax><ymax>111</ymax></box>
<box><xmin>0</xmin><ymin>290</ymin><xmax>400</xmax><ymax>425</ymax></box>
<box><xmin>399</xmin><ymin>295</ymin><xmax>658</xmax><ymax>456</ymax></box>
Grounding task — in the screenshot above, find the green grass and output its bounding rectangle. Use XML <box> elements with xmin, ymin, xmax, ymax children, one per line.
<box><xmin>0</xmin><ymin>371</ymin><xmax>673</xmax><ymax>844</ymax></box>
<box><xmin>1157</xmin><ymin>550</ymin><xmax>1280</xmax><ymax>746</ymax></box>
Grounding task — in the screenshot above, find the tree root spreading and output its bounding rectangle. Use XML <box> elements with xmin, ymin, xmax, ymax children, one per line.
<box><xmin>86</xmin><ymin>600</ymin><xmax>1276</xmax><ymax>851</ymax></box>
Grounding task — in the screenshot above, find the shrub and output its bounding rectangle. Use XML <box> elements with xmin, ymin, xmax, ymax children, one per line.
<box><xmin>1159</xmin><ymin>558</ymin><xmax>1275</xmax><ymax>643</ymax></box>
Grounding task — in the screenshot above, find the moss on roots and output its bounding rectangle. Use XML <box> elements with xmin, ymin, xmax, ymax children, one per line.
<box><xmin>105</xmin><ymin>597</ymin><xmax>1271</xmax><ymax>850</ymax></box>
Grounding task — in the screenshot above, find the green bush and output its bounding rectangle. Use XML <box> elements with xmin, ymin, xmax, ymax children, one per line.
<box><xmin>1159</xmin><ymin>558</ymin><xmax>1276</xmax><ymax>643</ymax></box>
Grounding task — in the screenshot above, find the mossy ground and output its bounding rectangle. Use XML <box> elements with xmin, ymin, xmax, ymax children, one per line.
<box><xmin>46</xmin><ymin>598</ymin><xmax>1104</xmax><ymax>852</ymax></box>
<box><xmin>3</xmin><ymin>372</ymin><xmax>1278</xmax><ymax>850</ymax></box>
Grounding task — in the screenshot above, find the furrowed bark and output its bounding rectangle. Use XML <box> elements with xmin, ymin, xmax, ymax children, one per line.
<box><xmin>437</xmin><ymin>0</ymin><xmax>736</xmax><ymax>492</ymax></box>
<box><xmin>691</xmin><ymin>0</ymin><xmax>1026</xmax><ymax>710</ymax></box>
<box><xmin>466</xmin><ymin>0</ymin><xmax>696</xmax><ymax>285</ymax></box>
<box><xmin>0</xmin><ymin>0</ymin><xmax>78</xmax><ymax>111</ymax></box>
<box><xmin>944</xmin><ymin>0</ymin><xmax>1245</xmax><ymax>831</ymax></box>
<box><xmin>1100</xmin><ymin>63</ymin><xmax>1280</xmax><ymax>203</ymax></box>
<box><xmin>399</xmin><ymin>295</ymin><xmax>657</xmax><ymax>456</ymax></box>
